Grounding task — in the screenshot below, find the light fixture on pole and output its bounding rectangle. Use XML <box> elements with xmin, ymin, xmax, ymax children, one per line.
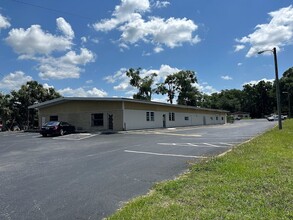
<box><xmin>257</xmin><ymin>47</ymin><xmax>282</xmax><ymax>130</ymax></box>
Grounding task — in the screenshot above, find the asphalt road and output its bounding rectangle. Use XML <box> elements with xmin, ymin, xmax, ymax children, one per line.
<box><xmin>0</xmin><ymin>119</ymin><xmax>276</xmax><ymax>220</ymax></box>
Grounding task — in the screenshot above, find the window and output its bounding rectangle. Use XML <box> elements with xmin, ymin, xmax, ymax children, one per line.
<box><xmin>146</xmin><ymin>112</ymin><xmax>155</xmax><ymax>121</ymax></box>
<box><xmin>151</xmin><ymin>112</ymin><xmax>154</xmax><ymax>121</ymax></box>
<box><xmin>216</xmin><ymin>116</ymin><xmax>219</xmax><ymax>120</ymax></box>
<box><xmin>222</xmin><ymin>117</ymin><xmax>224</xmax><ymax>120</ymax></box>
<box><xmin>169</xmin><ymin>112</ymin><xmax>175</xmax><ymax>121</ymax></box>
<box><xmin>50</xmin><ymin>115</ymin><xmax>58</xmax><ymax>121</ymax></box>
<box><xmin>91</xmin><ymin>113</ymin><xmax>104</xmax><ymax>126</ymax></box>
<box><xmin>185</xmin><ymin>116</ymin><xmax>189</xmax><ymax>121</ymax></box>
<box><xmin>210</xmin><ymin>117</ymin><xmax>213</xmax><ymax>120</ymax></box>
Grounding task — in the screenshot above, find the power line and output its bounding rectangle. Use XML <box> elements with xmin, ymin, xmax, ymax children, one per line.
<box><xmin>4</xmin><ymin>0</ymin><xmax>95</xmax><ymax>20</ymax></box>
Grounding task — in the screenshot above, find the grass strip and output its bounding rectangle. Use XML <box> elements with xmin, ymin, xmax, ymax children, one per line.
<box><xmin>107</xmin><ymin>120</ymin><xmax>293</xmax><ymax>220</ymax></box>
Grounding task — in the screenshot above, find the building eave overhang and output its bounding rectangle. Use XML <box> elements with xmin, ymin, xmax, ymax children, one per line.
<box><xmin>28</xmin><ymin>97</ymin><xmax>229</xmax><ymax>114</ymax></box>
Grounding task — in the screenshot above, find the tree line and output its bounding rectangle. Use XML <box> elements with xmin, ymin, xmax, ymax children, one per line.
<box><xmin>126</xmin><ymin>67</ymin><xmax>293</xmax><ymax>118</ymax></box>
<box><xmin>0</xmin><ymin>81</ymin><xmax>61</xmax><ymax>130</ymax></box>
<box><xmin>0</xmin><ymin>67</ymin><xmax>292</xmax><ymax>130</ymax></box>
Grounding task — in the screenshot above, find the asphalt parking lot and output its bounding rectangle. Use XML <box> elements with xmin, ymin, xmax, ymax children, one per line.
<box><xmin>0</xmin><ymin>119</ymin><xmax>276</xmax><ymax>220</ymax></box>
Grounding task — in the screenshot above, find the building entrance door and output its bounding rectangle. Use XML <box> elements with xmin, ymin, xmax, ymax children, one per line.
<box><xmin>203</xmin><ymin>116</ymin><xmax>206</xmax><ymax>125</ymax></box>
<box><xmin>163</xmin><ymin>114</ymin><xmax>166</xmax><ymax>128</ymax></box>
<box><xmin>108</xmin><ymin>114</ymin><xmax>113</xmax><ymax>130</ymax></box>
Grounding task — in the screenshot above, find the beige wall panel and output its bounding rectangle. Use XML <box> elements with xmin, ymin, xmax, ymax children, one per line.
<box><xmin>38</xmin><ymin>101</ymin><xmax>124</xmax><ymax>131</ymax></box>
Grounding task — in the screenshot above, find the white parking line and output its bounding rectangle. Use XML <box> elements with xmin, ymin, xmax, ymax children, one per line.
<box><xmin>124</xmin><ymin>150</ymin><xmax>207</xmax><ymax>159</ymax></box>
<box><xmin>158</xmin><ymin>143</ymin><xmax>199</xmax><ymax>147</ymax></box>
<box><xmin>219</xmin><ymin>142</ymin><xmax>234</xmax><ymax>146</ymax></box>
<box><xmin>53</xmin><ymin>133</ymin><xmax>97</xmax><ymax>141</ymax></box>
<box><xmin>203</xmin><ymin>143</ymin><xmax>226</xmax><ymax>148</ymax></box>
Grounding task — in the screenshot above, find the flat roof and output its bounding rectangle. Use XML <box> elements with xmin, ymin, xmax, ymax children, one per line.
<box><xmin>29</xmin><ymin>97</ymin><xmax>229</xmax><ymax>113</ymax></box>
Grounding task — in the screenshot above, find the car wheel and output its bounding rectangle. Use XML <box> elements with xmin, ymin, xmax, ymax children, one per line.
<box><xmin>42</xmin><ymin>134</ymin><xmax>47</xmax><ymax>137</ymax></box>
<box><xmin>60</xmin><ymin>129</ymin><xmax>64</xmax><ymax>136</ymax></box>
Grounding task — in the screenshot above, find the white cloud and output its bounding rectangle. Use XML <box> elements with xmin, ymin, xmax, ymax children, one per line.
<box><xmin>81</xmin><ymin>36</ymin><xmax>87</xmax><ymax>43</ymax></box>
<box><xmin>153</xmin><ymin>46</ymin><xmax>164</xmax><ymax>53</ymax></box>
<box><xmin>58</xmin><ymin>87</ymin><xmax>108</xmax><ymax>97</ymax></box>
<box><xmin>153</xmin><ymin>1</ymin><xmax>170</xmax><ymax>8</ymax></box>
<box><xmin>195</xmin><ymin>82</ymin><xmax>218</xmax><ymax>95</ymax></box>
<box><xmin>0</xmin><ymin>71</ymin><xmax>33</xmax><ymax>91</ymax></box>
<box><xmin>237</xmin><ymin>63</ymin><xmax>243</xmax><ymax>66</ymax></box>
<box><xmin>221</xmin><ymin>75</ymin><xmax>233</xmax><ymax>80</ymax></box>
<box><xmin>93</xmin><ymin>0</ymin><xmax>200</xmax><ymax>50</ymax></box>
<box><xmin>6</xmin><ymin>23</ymin><xmax>72</xmax><ymax>56</ymax></box>
<box><xmin>234</xmin><ymin>44</ymin><xmax>245</xmax><ymax>52</ymax></box>
<box><xmin>0</xmin><ymin>14</ymin><xmax>10</xmax><ymax>30</ymax></box>
<box><xmin>56</xmin><ymin>17</ymin><xmax>74</xmax><ymax>39</ymax></box>
<box><xmin>38</xmin><ymin>48</ymin><xmax>95</xmax><ymax>80</ymax></box>
<box><xmin>236</xmin><ymin>5</ymin><xmax>293</xmax><ymax>57</ymax></box>
<box><xmin>93</xmin><ymin>0</ymin><xmax>150</xmax><ymax>32</ymax></box>
<box><xmin>243</xmin><ymin>78</ymin><xmax>274</xmax><ymax>86</ymax></box>
<box><xmin>43</xmin><ymin>83</ymin><xmax>54</xmax><ymax>89</ymax></box>
<box><xmin>86</xmin><ymin>80</ymin><xmax>93</xmax><ymax>84</ymax></box>
<box><xmin>104</xmin><ymin>64</ymin><xmax>180</xmax><ymax>94</ymax></box>
<box><xmin>5</xmin><ymin>17</ymin><xmax>95</xmax><ymax>81</ymax></box>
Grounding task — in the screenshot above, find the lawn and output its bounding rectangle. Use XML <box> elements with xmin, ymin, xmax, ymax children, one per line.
<box><xmin>107</xmin><ymin>120</ymin><xmax>293</xmax><ymax>220</ymax></box>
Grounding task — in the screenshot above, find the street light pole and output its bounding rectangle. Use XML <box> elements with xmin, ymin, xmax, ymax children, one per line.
<box><xmin>258</xmin><ymin>47</ymin><xmax>282</xmax><ymax>130</ymax></box>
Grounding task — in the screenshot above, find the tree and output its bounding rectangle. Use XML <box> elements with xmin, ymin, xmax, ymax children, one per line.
<box><xmin>8</xmin><ymin>81</ymin><xmax>61</xmax><ymax>129</ymax></box>
<box><xmin>0</xmin><ymin>93</ymin><xmax>12</xmax><ymax>130</ymax></box>
<box><xmin>155</xmin><ymin>70</ymin><xmax>200</xmax><ymax>106</ymax></box>
<box><xmin>126</xmin><ymin>68</ymin><xmax>157</xmax><ymax>101</ymax></box>
<box><xmin>242</xmin><ymin>81</ymin><xmax>274</xmax><ymax>118</ymax></box>
<box><xmin>173</xmin><ymin>70</ymin><xmax>199</xmax><ymax>106</ymax></box>
<box><xmin>211</xmin><ymin>89</ymin><xmax>243</xmax><ymax>112</ymax></box>
<box><xmin>155</xmin><ymin>74</ymin><xmax>176</xmax><ymax>104</ymax></box>
<box><xmin>280</xmin><ymin>67</ymin><xmax>293</xmax><ymax>116</ymax></box>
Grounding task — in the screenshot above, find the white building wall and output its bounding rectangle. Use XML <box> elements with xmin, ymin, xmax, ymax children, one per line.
<box><xmin>124</xmin><ymin>109</ymin><xmax>225</xmax><ymax>130</ymax></box>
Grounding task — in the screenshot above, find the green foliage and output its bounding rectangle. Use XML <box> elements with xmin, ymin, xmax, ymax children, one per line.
<box><xmin>280</xmin><ymin>67</ymin><xmax>293</xmax><ymax>116</ymax></box>
<box><xmin>126</xmin><ymin>68</ymin><xmax>157</xmax><ymax>101</ymax></box>
<box><xmin>0</xmin><ymin>81</ymin><xmax>61</xmax><ymax>130</ymax></box>
<box><xmin>125</xmin><ymin>66</ymin><xmax>293</xmax><ymax>117</ymax></box>
<box><xmin>155</xmin><ymin>70</ymin><xmax>200</xmax><ymax>106</ymax></box>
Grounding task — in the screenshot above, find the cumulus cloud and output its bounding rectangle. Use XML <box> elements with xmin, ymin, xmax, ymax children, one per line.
<box><xmin>221</xmin><ymin>75</ymin><xmax>233</xmax><ymax>80</ymax></box>
<box><xmin>243</xmin><ymin>78</ymin><xmax>274</xmax><ymax>86</ymax></box>
<box><xmin>43</xmin><ymin>83</ymin><xmax>54</xmax><ymax>89</ymax></box>
<box><xmin>6</xmin><ymin>24</ymin><xmax>72</xmax><ymax>55</ymax></box>
<box><xmin>58</xmin><ymin>87</ymin><xmax>108</xmax><ymax>97</ymax></box>
<box><xmin>38</xmin><ymin>48</ymin><xmax>95</xmax><ymax>80</ymax></box>
<box><xmin>56</xmin><ymin>17</ymin><xmax>74</xmax><ymax>39</ymax></box>
<box><xmin>194</xmin><ymin>81</ymin><xmax>218</xmax><ymax>95</ymax></box>
<box><xmin>0</xmin><ymin>14</ymin><xmax>10</xmax><ymax>30</ymax></box>
<box><xmin>0</xmin><ymin>71</ymin><xmax>33</xmax><ymax>91</ymax></box>
<box><xmin>5</xmin><ymin>17</ymin><xmax>95</xmax><ymax>80</ymax></box>
<box><xmin>234</xmin><ymin>44</ymin><xmax>245</xmax><ymax>52</ymax></box>
<box><xmin>235</xmin><ymin>5</ymin><xmax>293</xmax><ymax>57</ymax></box>
<box><xmin>93</xmin><ymin>0</ymin><xmax>200</xmax><ymax>50</ymax></box>
<box><xmin>153</xmin><ymin>1</ymin><xmax>170</xmax><ymax>8</ymax></box>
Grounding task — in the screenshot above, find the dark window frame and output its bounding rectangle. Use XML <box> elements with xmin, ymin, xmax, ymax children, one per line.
<box><xmin>91</xmin><ymin>113</ymin><xmax>104</xmax><ymax>126</ymax></box>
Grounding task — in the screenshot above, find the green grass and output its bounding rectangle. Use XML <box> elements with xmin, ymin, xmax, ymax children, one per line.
<box><xmin>107</xmin><ymin>120</ymin><xmax>293</xmax><ymax>220</ymax></box>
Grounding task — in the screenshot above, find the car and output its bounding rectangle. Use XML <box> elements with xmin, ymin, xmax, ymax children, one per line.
<box><xmin>267</xmin><ymin>115</ymin><xmax>277</xmax><ymax>121</ymax></box>
<box><xmin>267</xmin><ymin>115</ymin><xmax>286</xmax><ymax>121</ymax></box>
<box><xmin>40</xmin><ymin>121</ymin><xmax>75</xmax><ymax>137</ymax></box>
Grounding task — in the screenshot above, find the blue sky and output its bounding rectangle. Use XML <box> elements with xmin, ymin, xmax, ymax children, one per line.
<box><xmin>0</xmin><ymin>0</ymin><xmax>293</xmax><ymax>102</ymax></box>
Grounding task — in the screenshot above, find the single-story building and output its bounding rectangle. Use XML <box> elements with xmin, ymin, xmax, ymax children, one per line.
<box><xmin>29</xmin><ymin>97</ymin><xmax>228</xmax><ymax>132</ymax></box>
<box><xmin>231</xmin><ymin>111</ymin><xmax>250</xmax><ymax>120</ymax></box>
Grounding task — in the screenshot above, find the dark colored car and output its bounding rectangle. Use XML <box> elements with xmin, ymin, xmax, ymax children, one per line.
<box><xmin>40</xmin><ymin>121</ymin><xmax>75</xmax><ymax>137</ymax></box>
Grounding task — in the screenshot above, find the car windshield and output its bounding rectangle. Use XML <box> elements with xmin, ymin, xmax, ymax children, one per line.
<box><xmin>44</xmin><ymin>121</ymin><xmax>60</xmax><ymax>126</ymax></box>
